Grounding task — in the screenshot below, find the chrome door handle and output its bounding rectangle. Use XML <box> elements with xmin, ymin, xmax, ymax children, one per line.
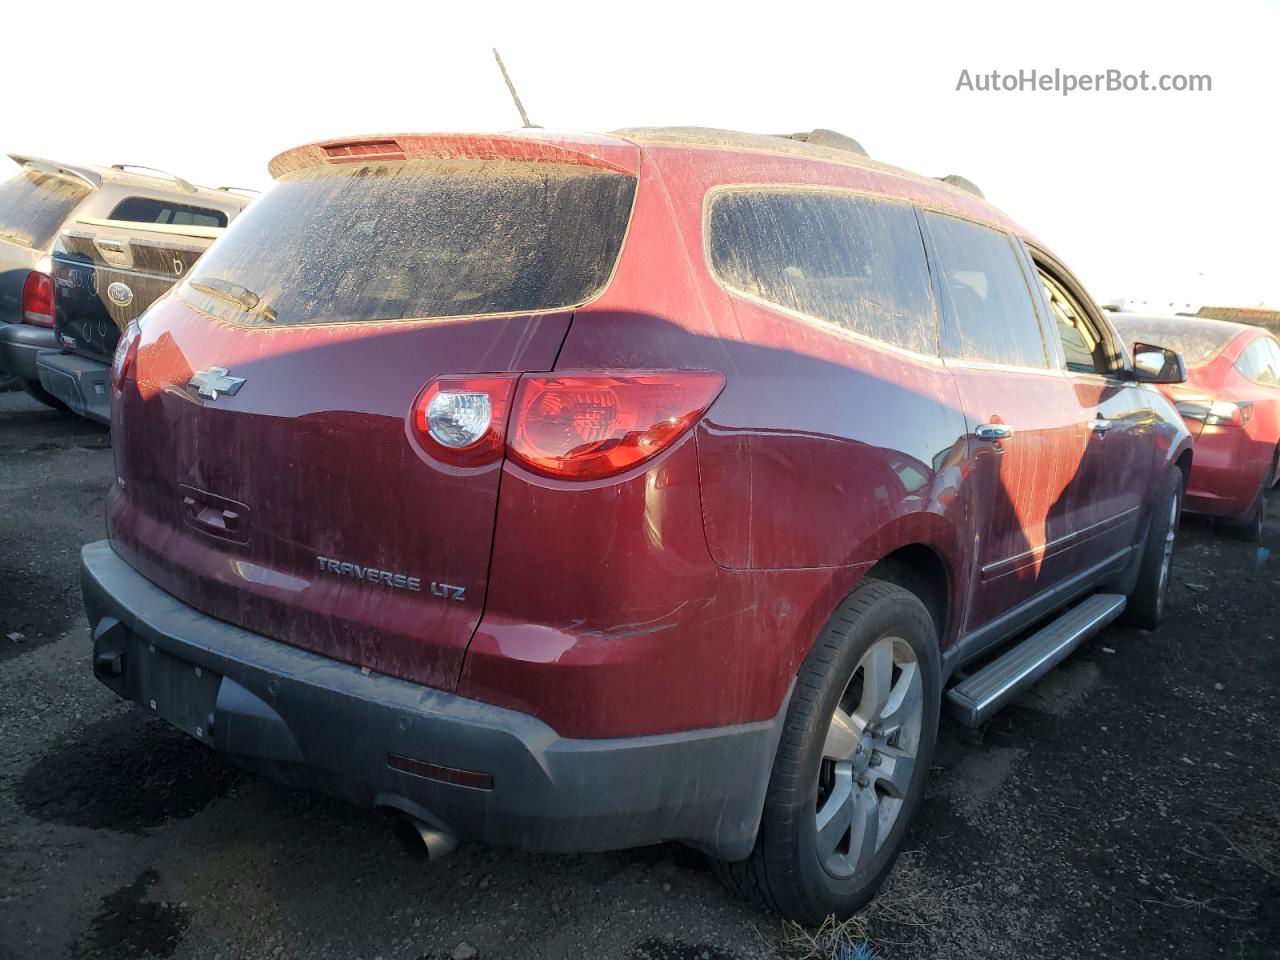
<box><xmin>1089</xmin><ymin>419</ymin><xmax>1112</xmax><ymax>434</ymax></box>
<box><xmin>974</xmin><ymin>423</ymin><xmax>1014</xmax><ymax>441</ymax></box>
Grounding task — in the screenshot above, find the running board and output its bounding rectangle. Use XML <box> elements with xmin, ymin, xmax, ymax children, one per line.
<box><xmin>946</xmin><ymin>593</ymin><xmax>1126</xmax><ymax>727</ymax></box>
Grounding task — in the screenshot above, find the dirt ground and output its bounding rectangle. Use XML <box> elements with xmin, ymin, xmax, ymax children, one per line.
<box><xmin>1</xmin><ymin>389</ymin><xmax>1277</xmax><ymax>960</ymax></box>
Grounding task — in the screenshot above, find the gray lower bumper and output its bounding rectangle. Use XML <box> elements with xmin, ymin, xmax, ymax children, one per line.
<box><xmin>0</xmin><ymin>322</ymin><xmax>57</xmax><ymax>383</ymax></box>
<box><xmin>37</xmin><ymin>350</ymin><xmax>111</xmax><ymax>423</ymax></box>
<box><xmin>80</xmin><ymin>540</ymin><xmax>781</xmax><ymax>859</ymax></box>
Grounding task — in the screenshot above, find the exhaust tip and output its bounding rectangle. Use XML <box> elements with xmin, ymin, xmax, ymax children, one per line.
<box><xmin>389</xmin><ymin>813</ymin><xmax>458</xmax><ymax>861</ymax></box>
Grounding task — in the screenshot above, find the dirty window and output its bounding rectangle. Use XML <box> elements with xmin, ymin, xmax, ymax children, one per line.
<box><xmin>1235</xmin><ymin>339</ymin><xmax>1280</xmax><ymax>386</ymax></box>
<box><xmin>182</xmin><ymin>159</ymin><xmax>637</xmax><ymax>327</ymax></box>
<box><xmin>1107</xmin><ymin>316</ymin><xmax>1242</xmax><ymax>368</ymax></box>
<box><xmin>925</xmin><ymin>213</ymin><xmax>1048</xmax><ymax>369</ymax></box>
<box><xmin>1038</xmin><ymin>269</ymin><xmax>1115</xmax><ymax>375</ymax></box>
<box><xmin>109</xmin><ymin>197</ymin><xmax>228</xmax><ymax>228</ymax></box>
<box><xmin>707</xmin><ymin>189</ymin><xmax>937</xmax><ymax>354</ymax></box>
<box><xmin>0</xmin><ymin>170</ymin><xmax>91</xmax><ymax>250</ymax></box>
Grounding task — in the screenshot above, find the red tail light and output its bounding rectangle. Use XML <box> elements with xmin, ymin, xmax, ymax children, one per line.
<box><xmin>111</xmin><ymin>322</ymin><xmax>141</xmax><ymax>390</ymax></box>
<box><xmin>21</xmin><ymin>271</ymin><xmax>53</xmax><ymax>327</ymax></box>
<box><xmin>407</xmin><ymin>371</ymin><xmax>725</xmax><ymax>478</ymax></box>
<box><xmin>410</xmin><ymin>375</ymin><xmax>518</xmax><ymax>467</ymax></box>
<box><xmin>1176</xmin><ymin>399</ymin><xmax>1253</xmax><ymax>426</ymax></box>
<box><xmin>508</xmin><ymin>371</ymin><xmax>725</xmax><ymax>480</ymax></box>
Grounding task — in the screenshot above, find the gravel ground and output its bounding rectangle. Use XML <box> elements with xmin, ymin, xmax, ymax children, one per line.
<box><xmin>1</xmin><ymin>389</ymin><xmax>1277</xmax><ymax>960</ymax></box>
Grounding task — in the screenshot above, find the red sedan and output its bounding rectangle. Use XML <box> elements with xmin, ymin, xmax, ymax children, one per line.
<box><xmin>1112</xmin><ymin>313</ymin><xmax>1280</xmax><ymax>539</ymax></box>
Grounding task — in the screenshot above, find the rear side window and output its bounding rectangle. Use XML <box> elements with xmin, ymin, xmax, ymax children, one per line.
<box><xmin>108</xmin><ymin>197</ymin><xmax>228</xmax><ymax>228</ymax></box>
<box><xmin>183</xmin><ymin>159</ymin><xmax>637</xmax><ymax>327</ymax></box>
<box><xmin>925</xmin><ymin>213</ymin><xmax>1047</xmax><ymax>369</ymax></box>
<box><xmin>1235</xmin><ymin>339</ymin><xmax>1280</xmax><ymax>386</ymax></box>
<box><xmin>707</xmin><ymin>190</ymin><xmax>937</xmax><ymax>354</ymax></box>
<box><xmin>0</xmin><ymin>170</ymin><xmax>90</xmax><ymax>250</ymax></box>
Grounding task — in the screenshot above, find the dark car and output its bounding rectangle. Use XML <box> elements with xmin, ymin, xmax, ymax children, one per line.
<box><xmin>81</xmin><ymin>128</ymin><xmax>1192</xmax><ymax>922</ymax></box>
<box><xmin>0</xmin><ymin>155</ymin><xmax>249</xmax><ymax>413</ymax></box>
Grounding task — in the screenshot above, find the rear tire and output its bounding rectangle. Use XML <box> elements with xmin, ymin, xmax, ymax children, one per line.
<box><xmin>22</xmin><ymin>380</ymin><xmax>70</xmax><ymax>413</ymax></box>
<box><xmin>710</xmin><ymin>579</ymin><xmax>940</xmax><ymax>924</ymax></box>
<box><xmin>1122</xmin><ymin>468</ymin><xmax>1182</xmax><ymax>629</ymax></box>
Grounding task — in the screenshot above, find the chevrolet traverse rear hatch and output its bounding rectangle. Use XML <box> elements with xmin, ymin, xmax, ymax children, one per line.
<box><xmin>108</xmin><ymin>134</ymin><xmax>639</xmax><ymax>689</ymax></box>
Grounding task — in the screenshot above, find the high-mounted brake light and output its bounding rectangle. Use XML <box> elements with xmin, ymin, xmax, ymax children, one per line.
<box><xmin>410</xmin><ymin>375</ymin><xmax>517</xmax><ymax>467</ymax></box>
<box><xmin>508</xmin><ymin>371</ymin><xmax>726</xmax><ymax>480</ymax></box>
<box><xmin>1176</xmin><ymin>399</ymin><xmax>1253</xmax><ymax>427</ymax></box>
<box><xmin>111</xmin><ymin>322</ymin><xmax>141</xmax><ymax>390</ymax></box>
<box><xmin>21</xmin><ymin>270</ymin><xmax>53</xmax><ymax>327</ymax></box>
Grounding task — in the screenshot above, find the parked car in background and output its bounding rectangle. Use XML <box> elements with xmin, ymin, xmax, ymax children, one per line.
<box><xmin>1111</xmin><ymin>313</ymin><xmax>1280</xmax><ymax>539</ymax></box>
<box><xmin>41</xmin><ymin>179</ymin><xmax>253</xmax><ymax>422</ymax></box>
<box><xmin>82</xmin><ymin>127</ymin><xmax>1192</xmax><ymax>923</ymax></box>
<box><xmin>0</xmin><ymin>155</ymin><xmax>250</xmax><ymax>413</ymax></box>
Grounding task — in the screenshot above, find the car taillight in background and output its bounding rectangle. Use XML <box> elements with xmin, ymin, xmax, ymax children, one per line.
<box><xmin>409</xmin><ymin>371</ymin><xmax>725</xmax><ymax>479</ymax></box>
<box><xmin>111</xmin><ymin>322</ymin><xmax>141</xmax><ymax>390</ymax></box>
<box><xmin>21</xmin><ymin>271</ymin><xmax>54</xmax><ymax>327</ymax></box>
<box><xmin>1176</xmin><ymin>399</ymin><xmax>1253</xmax><ymax>426</ymax></box>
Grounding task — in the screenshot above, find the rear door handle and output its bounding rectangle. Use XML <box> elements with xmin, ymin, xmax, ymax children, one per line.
<box><xmin>1089</xmin><ymin>418</ymin><xmax>1112</xmax><ymax>434</ymax></box>
<box><xmin>974</xmin><ymin>423</ymin><xmax>1014</xmax><ymax>441</ymax></box>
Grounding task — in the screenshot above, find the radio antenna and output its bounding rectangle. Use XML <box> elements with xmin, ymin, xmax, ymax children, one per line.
<box><xmin>492</xmin><ymin>48</ymin><xmax>539</xmax><ymax>128</ymax></box>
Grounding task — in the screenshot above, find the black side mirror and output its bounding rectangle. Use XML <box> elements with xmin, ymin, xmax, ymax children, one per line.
<box><xmin>1131</xmin><ymin>342</ymin><xmax>1187</xmax><ymax>384</ymax></box>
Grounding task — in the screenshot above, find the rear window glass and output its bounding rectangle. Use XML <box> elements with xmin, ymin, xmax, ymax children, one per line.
<box><xmin>109</xmin><ymin>197</ymin><xmax>228</xmax><ymax>228</ymax></box>
<box><xmin>707</xmin><ymin>189</ymin><xmax>937</xmax><ymax>354</ymax></box>
<box><xmin>925</xmin><ymin>213</ymin><xmax>1047</xmax><ymax>369</ymax></box>
<box><xmin>182</xmin><ymin>160</ymin><xmax>637</xmax><ymax>327</ymax></box>
<box><xmin>0</xmin><ymin>170</ymin><xmax>91</xmax><ymax>250</ymax></box>
<box><xmin>1108</xmin><ymin>315</ymin><xmax>1242</xmax><ymax>368</ymax></box>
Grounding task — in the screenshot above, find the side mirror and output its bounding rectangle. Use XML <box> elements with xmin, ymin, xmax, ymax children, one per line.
<box><xmin>1131</xmin><ymin>342</ymin><xmax>1187</xmax><ymax>384</ymax></box>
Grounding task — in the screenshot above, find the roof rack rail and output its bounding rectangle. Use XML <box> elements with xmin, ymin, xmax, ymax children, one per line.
<box><xmin>110</xmin><ymin>164</ymin><xmax>197</xmax><ymax>194</ymax></box>
<box><xmin>938</xmin><ymin>174</ymin><xmax>984</xmax><ymax>198</ymax></box>
<box><xmin>8</xmin><ymin>153</ymin><xmax>102</xmax><ymax>189</ymax></box>
<box><xmin>781</xmin><ymin>129</ymin><xmax>869</xmax><ymax>157</ymax></box>
<box><xmin>215</xmin><ymin>186</ymin><xmax>261</xmax><ymax>196</ymax></box>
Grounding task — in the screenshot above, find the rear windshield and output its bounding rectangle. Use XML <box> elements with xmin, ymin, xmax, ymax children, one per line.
<box><xmin>0</xmin><ymin>170</ymin><xmax>91</xmax><ymax>250</ymax></box>
<box><xmin>109</xmin><ymin>196</ymin><xmax>228</xmax><ymax>228</ymax></box>
<box><xmin>1108</xmin><ymin>315</ymin><xmax>1243</xmax><ymax>368</ymax></box>
<box><xmin>182</xmin><ymin>160</ymin><xmax>636</xmax><ymax>326</ymax></box>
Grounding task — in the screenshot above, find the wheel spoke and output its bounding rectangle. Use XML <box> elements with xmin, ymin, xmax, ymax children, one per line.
<box><xmin>816</xmin><ymin>766</ymin><xmax>854</xmax><ymax>858</ymax></box>
<box><xmin>823</xmin><ymin>707</ymin><xmax>862</xmax><ymax>760</ymax></box>
<box><xmin>854</xmin><ymin>638</ymin><xmax>894</xmax><ymax>725</ymax></box>
<box><xmin>876</xmin><ymin>661</ymin><xmax>921</xmax><ymax>737</ymax></box>
<box><xmin>847</xmin><ymin>784</ymin><xmax>881</xmax><ymax>872</ymax></box>
<box><xmin>871</xmin><ymin>744</ymin><xmax>915</xmax><ymax>798</ymax></box>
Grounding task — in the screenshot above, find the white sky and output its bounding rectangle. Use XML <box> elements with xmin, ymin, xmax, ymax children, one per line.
<box><xmin>7</xmin><ymin>0</ymin><xmax>1277</xmax><ymax>308</ymax></box>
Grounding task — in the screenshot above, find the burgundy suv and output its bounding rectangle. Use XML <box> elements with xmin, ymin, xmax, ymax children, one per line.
<box><xmin>83</xmin><ymin>128</ymin><xmax>1192</xmax><ymax>923</ymax></box>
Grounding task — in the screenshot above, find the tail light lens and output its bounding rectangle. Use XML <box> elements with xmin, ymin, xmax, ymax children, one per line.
<box><xmin>508</xmin><ymin>371</ymin><xmax>725</xmax><ymax>479</ymax></box>
<box><xmin>408</xmin><ymin>371</ymin><xmax>725</xmax><ymax>478</ymax></box>
<box><xmin>410</xmin><ymin>375</ymin><xmax>518</xmax><ymax>467</ymax></box>
<box><xmin>1176</xmin><ymin>399</ymin><xmax>1253</xmax><ymax>426</ymax></box>
<box><xmin>21</xmin><ymin>271</ymin><xmax>54</xmax><ymax>327</ymax></box>
<box><xmin>111</xmin><ymin>322</ymin><xmax>141</xmax><ymax>390</ymax></box>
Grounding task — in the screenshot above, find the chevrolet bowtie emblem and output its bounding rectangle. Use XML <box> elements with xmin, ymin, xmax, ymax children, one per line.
<box><xmin>188</xmin><ymin>367</ymin><xmax>246</xmax><ymax>400</ymax></box>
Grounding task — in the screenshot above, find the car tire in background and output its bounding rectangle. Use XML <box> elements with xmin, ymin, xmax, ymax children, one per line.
<box><xmin>1122</xmin><ymin>468</ymin><xmax>1183</xmax><ymax>629</ymax></box>
<box><xmin>711</xmin><ymin>579</ymin><xmax>941</xmax><ymax>924</ymax></box>
<box><xmin>1218</xmin><ymin>483</ymin><xmax>1267</xmax><ymax>543</ymax></box>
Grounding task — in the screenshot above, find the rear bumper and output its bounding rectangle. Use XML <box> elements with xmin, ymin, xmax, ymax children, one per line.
<box><xmin>0</xmin><ymin>321</ymin><xmax>56</xmax><ymax>383</ymax></box>
<box><xmin>80</xmin><ymin>539</ymin><xmax>780</xmax><ymax>859</ymax></box>
<box><xmin>36</xmin><ymin>350</ymin><xmax>111</xmax><ymax>423</ymax></box>
<box><xmin>1184</xmin><ymin>426</ymin><xmax>1272</xmax><ymax>518</ymax></box>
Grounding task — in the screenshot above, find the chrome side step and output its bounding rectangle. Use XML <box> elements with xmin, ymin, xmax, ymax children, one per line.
<box><xmin>946</xmin><ymin>593</ymin><xmax>1126</xmax><ymax>727</ymax></box>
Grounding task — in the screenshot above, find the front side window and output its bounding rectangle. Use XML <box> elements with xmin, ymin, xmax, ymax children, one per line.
<box><xmin>108</xmin><ymin>197</ymin><xmax>228</xmax><ymax>228</ymax></box>
<box><xmin>924</xmin><ymin>213</ymin><xmax>1047</xmax><ymax>369</ymax></box>
<box><xmin>707</xmin><ymin>189</ymin><xmax>937</xmax><ymax>354</ymax></box>
<box><xmin>1038</xmin><ymin>268</ymin><xmax>1115</xmax><ymax>375</ymax></box>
